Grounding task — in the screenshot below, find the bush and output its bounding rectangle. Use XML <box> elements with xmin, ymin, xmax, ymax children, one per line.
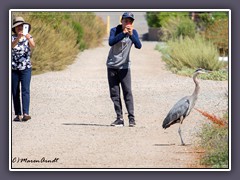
<box><xmin>162</xmin><ymin>16</ymin><xmax>196</xmax><ymax>41</ymax></box>
<box><xmin>177</xmin><ymin>17</ymin><xmax>196</xmax><ymax>38</ymax></box>
<box><xmin>145</xmin><ymin>12</ymin><xmax>162</xmax><ymax>28</ymax></box>
<box><xmin>197</xmin><ymin>111</ymin><xmax>229</xmax><ymax>168</ymax></box>
<box><xmin>158</xmin><ymin>34</ymin><xmax>225</xmax><ymax>71</ymax></box>
<box><xmin>193</xmin><ymin>12</ymin><xmax>215</xmax><ymax>31</ymax></box>
<box><xmin>191</xmin><ymin>11</ymin><xmax>228</xmax><ymax>34</ymax></box>
<box><xmin>12</xmin><ymin>12</ymin><xmax>106</xmax><ymax>75</ymax></box>
<box><xmin>69</xmin><ymin>12</ymin><xmax>106</xmax><ymax>49</ymax></box>
<box><xmin>204</xmin><ymin>19</ymin><xmax>229</xmax><ymax>56</ymax></box>
<box><xmin>212</xmin><ymin>12</ymin><xmax>228</xmax><ymax>20</ymax></box>
<box><xmin>145</xmin><ymin>12</ymin><xmax>189</xmax><ymax>28</ymax></box>
<box><xmin>200</xmin><ymin>123</ymin><xmax>228</xmax><ymax>168</ymax></box>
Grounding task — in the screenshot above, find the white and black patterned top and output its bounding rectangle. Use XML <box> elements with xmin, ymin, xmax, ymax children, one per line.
<box><xmin>12</xmin><ymin>35</ymin><xmax>32</xmax><ymax>70</ymax></box>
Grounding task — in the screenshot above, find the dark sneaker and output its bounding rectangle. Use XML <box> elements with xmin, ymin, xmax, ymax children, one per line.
<box><xmin>22</xmin><ymin>115</ymin><xmax>31</xmax><ymax>122</ymax></box>
<box><xmin>129</xmin><ymin>119</ymin><xmax>136</xmax><ymax>127</ymax></box>
<box><xmin>110</xmin><ymin>118</ymin><xmax>124</xmax><ymax>127</ymax></box>
<box><xmin>13</xmin><ymin>115</ymin><xmax>22</xmax><ymax>122</ymax></box>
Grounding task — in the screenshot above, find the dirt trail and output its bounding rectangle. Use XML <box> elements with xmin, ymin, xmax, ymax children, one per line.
<box><xmin>11</xmin><ymin>39</ymin><xmax>228</xmax><ymax>169</ymax></box>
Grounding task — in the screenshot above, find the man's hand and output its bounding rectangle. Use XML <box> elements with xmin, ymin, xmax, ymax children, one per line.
<box><xmin>126</xmin><ymin>25</ymin><xmax>133</xmax><ymax>36</ymax></box>
<box><xmin>123</xmin><ymin>27</ymin><xmax>129</xmax><ymax>34</ymax></box>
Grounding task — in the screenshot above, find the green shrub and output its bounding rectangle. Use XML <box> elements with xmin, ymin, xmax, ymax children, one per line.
<box><xmin>162</xmin><ymin>16</ymin><xmax>196</xmax><ymax>41</ymax></box>
<box><xmin>145</xmin><ymin>12</ymin><xmax>162</xmax><ymax>28</ymax></box>
<box><xmin>69</xmin><ymin>12</ymin><xmax>106</xmax><ymax>49</ymax></box>
<box><xmin>195</xmin><ymin>12</ymin><xmax>228</xmax><ymax>30</ymax></box>
<box><xmin>212</xmin><ymin>12</ymin><xmax>228</xmax><ymax>20</ymax></box>
<box><xmin>145</xmin><ymin>11</ymin><xmax>189</xmax><ymax>28</ymax></box>
<box><xmin>200</xmin><ymin>124</ymin><xmax>228</xmax><ymax>168</ymax></box>
<box><xmin>204</xmin><ymin>19</ymin><xmax>229</xmax><ymax>56</ymax></box>
<box><xmin>71</xmin><ymin>20</ymin><xmax>85</xmax><ymax>50</ymax></box>
<box><xmin>158</xmin><ymin>34</ymin><xmax>225</xmax><ymax>71</ymax></box>
<box><xmin>176</xmin><ymin>17</ymin><xmax>196</xmax><ymax>38</ymax></box>
<box><xmin>197</xmin><ymin>111</ymin><xmax>229</xmax><ymax>168</ymax></box>
<box><xmin>195</xmin><ymin>12</ymin><xmax>215</xmax><ymax>30</ymax></box>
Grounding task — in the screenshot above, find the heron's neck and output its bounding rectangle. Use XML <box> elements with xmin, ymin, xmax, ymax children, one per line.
<box><xmin>191</xmin><ymin>73</ymin><xmax>200</xmax><ymax>98</ymax></box>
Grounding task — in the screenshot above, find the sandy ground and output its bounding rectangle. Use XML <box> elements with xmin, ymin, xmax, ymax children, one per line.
<box><xmin>11</xmin><ymin>39</ymin><xmax>228</xmax><ymax>169</ymax></box>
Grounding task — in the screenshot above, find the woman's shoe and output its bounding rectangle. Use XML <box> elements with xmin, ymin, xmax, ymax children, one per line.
<box><xmin>22</xmin><ymin>114</ymin><xmax>31</xmax><ymax>121</ymax></box>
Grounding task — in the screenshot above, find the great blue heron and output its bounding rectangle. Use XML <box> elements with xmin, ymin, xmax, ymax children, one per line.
<box><xmin>162</xmin><ymin>68</ymin><xmax>206</xmax><ymax>145</ymax></box>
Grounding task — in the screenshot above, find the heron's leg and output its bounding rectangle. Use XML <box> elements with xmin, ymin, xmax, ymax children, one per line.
<box><xmin>178</xmin><ymin>116</ymin><xmax>185</xmax><ymax>146</ymax></box>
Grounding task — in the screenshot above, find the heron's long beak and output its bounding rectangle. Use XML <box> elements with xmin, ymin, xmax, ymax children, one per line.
<box><xmin>205</xmin><ymin>70</ymin><xmax>212</xmax><ymax>73</ymax></box>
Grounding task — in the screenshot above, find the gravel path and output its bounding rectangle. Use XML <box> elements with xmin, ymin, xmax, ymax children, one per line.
<box><xmin>11</xmin><ymin>39</ymin><xmax>228</xmax><ymax>169</ymax></box>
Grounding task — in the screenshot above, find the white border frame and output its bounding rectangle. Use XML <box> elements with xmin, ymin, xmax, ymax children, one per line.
<box><xmin>9</xmin><ymin>9</ymin><xmax>231</xmax><ymax>171</ymax></box>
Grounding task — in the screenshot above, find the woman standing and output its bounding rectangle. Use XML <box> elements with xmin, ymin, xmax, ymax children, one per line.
<box><xmin>12</xmin><ymin>16</ymin><xmax>35</xmax><ymax>121</ymax></box>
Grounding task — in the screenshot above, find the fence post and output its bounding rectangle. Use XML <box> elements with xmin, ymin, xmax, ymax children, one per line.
<box><xmin>107</xmin><ymin>16</ymin><xmax>110</xmax><ymax>35</ymax></box>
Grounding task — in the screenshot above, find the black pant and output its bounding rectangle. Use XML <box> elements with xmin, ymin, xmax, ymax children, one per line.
<box><xmin>107</xmin><ymin>68</ymin><xmax>134</xmax><ymax>120</ymax></box>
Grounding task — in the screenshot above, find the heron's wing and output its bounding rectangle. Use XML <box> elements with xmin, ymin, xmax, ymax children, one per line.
<box><xmin>162</xmin><ymin>97</ymin><xmax>190</xmax><ymax>129</ymax></box>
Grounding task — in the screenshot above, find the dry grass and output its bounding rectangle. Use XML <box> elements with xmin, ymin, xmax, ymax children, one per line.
<box><xmin>194</xmin><ymin>108</ymin><xmax>227</xmax><ymax>127</ymax></box>
<box><xmin>158</xmin><ymin>34</ymin><xmax>225</xmax><ymax>71</ymax></box>
<box><xmin>69</xmin><ymin>12</ymin><xmax>106</xmax><ymax>49</ymax></box>
<box><xmin>30</xmin><ymin>18</ymin><xmax>79</xmax><ymax>74</ymax></box>
<box><xmin>12</xmin><ymin>12</ymin><xmax>106</xmax><ymax>75</ymax></box>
